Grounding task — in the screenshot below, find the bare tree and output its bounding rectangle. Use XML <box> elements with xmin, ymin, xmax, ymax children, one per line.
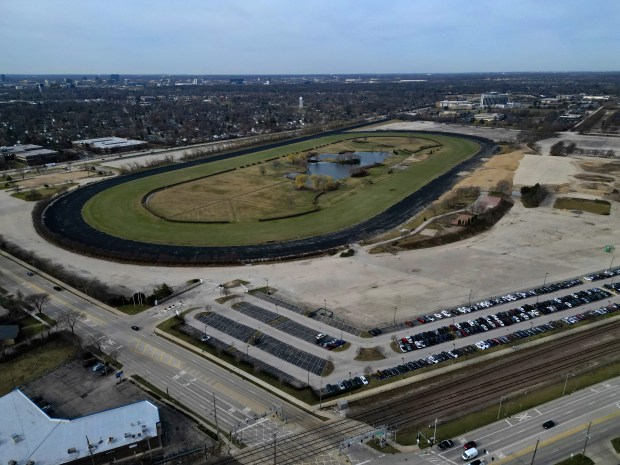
<box><xmin>26</xmin><ymin>293</ymin><xmax>49</xmax><ymax>315</ymax></box>
<box><xmin>57</xmin><ymin>309</ymin><xmax>86</xmax><ymax>336</ymax></box>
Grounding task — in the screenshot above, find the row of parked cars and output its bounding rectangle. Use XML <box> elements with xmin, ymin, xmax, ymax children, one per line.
<box><xmin>324</xmin><ymin>375</ymin><xmax>369</xmax><ymax>396</ymax></box>
<box><xmin>406</xmin><ymin>278</ymin><xmax>586</xmax><ymax>327</ymax></box>
<box><xmin>378</xmin><ymin>302</ymin><xmax>620</xmax><ymax>382</ymax></box>
<box><xmin>315</xmin><ymin>333</ymin><xmax>347</xmax><ymax>350</ymax></box>
<box><xmin>397</xmin><ymin>286</ymin><xmax>613</xmax><ymax>353</ymax></box>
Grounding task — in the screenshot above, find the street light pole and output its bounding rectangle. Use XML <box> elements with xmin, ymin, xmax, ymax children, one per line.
<box><xmin>497</xmin><ymin>395</ymin><xmax>507</xmax><ymax>420</ymax></box>
<box><xmin>563</xmin><ymin>372</ymin><xmax>574</xmax><ymax>395</ymax></box>
<box><xmin>433</xmin><ymin>418</ymin><xmax>438</xmax><ymax>444</ymax></box>
<box><xmin>394</xmin><ymin>306</ymin><xmax>397</xmax><ymax>325</ymax></box>
<box><xmin>536</xmin><ymin>273</ymin><xmax>549</xmax><ymax>304</ymax></box>
<box><xmin>530</xmin><ymin>438</ymin><xmax>540</xmax><ymax>465</ymax></box>
<box><xmin>401</xmin><ymin>357</ymin><xmax>405</xmax><ymax>379</ymax></box>
<box><xmin>468</xmin><ymin>289</ymin><xmax>473</xmax><ymax>308</ymax></box>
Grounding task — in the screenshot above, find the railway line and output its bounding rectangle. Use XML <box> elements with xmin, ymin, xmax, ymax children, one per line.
<box><xmin>215</xmin><ymin>319</ymin><xmax>620</xmax><ymax>464</ymax></box>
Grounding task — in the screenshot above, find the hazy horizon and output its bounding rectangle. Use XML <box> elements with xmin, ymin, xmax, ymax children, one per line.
<box><xmin>2</xmin><ymin>0</ymin><xmax>619</xmax><ymax>74</ymax></box>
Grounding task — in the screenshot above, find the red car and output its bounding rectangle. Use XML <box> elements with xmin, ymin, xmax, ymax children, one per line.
<box><xmin>464</xmin><ymin>440</ymin><xmax>477</xmax><ymax>450</ymax></box>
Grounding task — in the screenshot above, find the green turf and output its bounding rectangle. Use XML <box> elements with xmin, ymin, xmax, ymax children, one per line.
<box><xmin>82</xmin><ymin>132</ymin><xmax>479</xmax><ymax>246</ymax></box>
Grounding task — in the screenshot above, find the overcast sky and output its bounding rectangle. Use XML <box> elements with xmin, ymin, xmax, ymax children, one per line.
<box><xmin>1</xmin><ymin>0</ymin><xmax>618</xmax><ymax>74</ymax></box>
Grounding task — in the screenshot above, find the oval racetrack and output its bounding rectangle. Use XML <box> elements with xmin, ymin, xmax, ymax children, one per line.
<box><xmin>38</xmin><ymin>130</ymin><xmax>498</xmax><ymax>265</ymax></box>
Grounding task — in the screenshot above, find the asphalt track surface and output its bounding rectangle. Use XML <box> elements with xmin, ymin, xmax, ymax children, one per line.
<box><xmin>39</xmin><ymin>129</ymin><xmax>498</xmax><ymax>265</ymax></box>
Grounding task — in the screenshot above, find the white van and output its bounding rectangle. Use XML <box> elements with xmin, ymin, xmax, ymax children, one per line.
<box><xmin>462</xmin><ymin>448</ymin><xmax>479</xmax><ymax>461</ymax></box>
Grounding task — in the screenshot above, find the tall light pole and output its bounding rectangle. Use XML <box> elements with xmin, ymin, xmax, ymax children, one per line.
<box><xmin>324</xmin><ymin>298</ymin><xmax>327</xmax><ymax>311</ymax></box>
<box><xmin>401</xmin><ymin>357</ymin><xmax>405</xmax><ymax>379</ymax></box>
<box><xmin>468</xmin><ymin>289</ymin><xmax>473</xmax><ymax>308</ymax></box>
<box><xmin>497</xmin><ymin>395</ymin><xmax>507</xmax><ymax>420</ymax></box>
<box><xmin>394</xmin><ymin>306</ymin><xmax>397</xmax><ymax>324</ymax></box>
<box><xmin>536</xmin><ymin>273</ymin><xmax>549</xmax><ymax>304</ymax></box>
<box><xmin>609</xmin><ymin>255</ymin><xmax>615</xmax><ymax>272</ymax></box>
<box><xmin>563</xmin><ymin>372</ymin><xmax>575</xmax><ymax>395</ymax></box>
<box><xmin>433</xmin><ymin>418</ymin><xmax>439</xmax><ymax>444</ymax></box>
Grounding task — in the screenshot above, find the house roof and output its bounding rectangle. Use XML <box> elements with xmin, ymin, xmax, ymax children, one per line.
<box><xmin>0</xmin><ymin>389</ymin><xmax>160</xmax><ymax>465</ymax></box>
<box><xmin>0</xmin><ymin>324</ymin><xmax>19</xmax><ymax>340</ymax></box>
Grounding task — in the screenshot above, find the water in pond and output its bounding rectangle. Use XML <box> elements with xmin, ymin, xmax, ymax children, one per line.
<box><xmin>306</xmin><ymin>151</ymin><xmax>389</xmax><ymax>179</ymax></box>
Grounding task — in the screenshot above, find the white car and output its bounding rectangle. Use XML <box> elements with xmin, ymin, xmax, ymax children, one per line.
<box><xmin>359</xmin><ymin>375</ymin><xmax>369</xmax><ymax>385</ymax></box>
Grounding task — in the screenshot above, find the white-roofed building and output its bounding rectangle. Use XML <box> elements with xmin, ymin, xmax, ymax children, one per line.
<box><xmin>0</xmin><ymin>389</ymin><xmax>161</xmax><ymax>465</ymax></box>
<box><xmin>71</xmin><ymin>137</ymin><xmax>147</xmax><ymax>154</ymax></box>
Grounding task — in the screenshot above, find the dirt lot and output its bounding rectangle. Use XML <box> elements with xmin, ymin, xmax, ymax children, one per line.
<box><xmin>18</xmin><ymin>169</ymin><xmax>99</xmax><ymax>188</ymax></box>
<box><xmin>22</xmin><ymin>360</ymin><xmax>215</xmax><ymax>458</ymax></box>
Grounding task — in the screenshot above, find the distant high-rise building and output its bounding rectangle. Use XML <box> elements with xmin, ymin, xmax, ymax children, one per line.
<box><xmin>1</xmin><ymin>74</ymin><xmax>5</xmax><ymax>82</ymax></box>
<box><xmin>299</xmin><ymin>96</ymin><xmax>304</xmax><ymax>109</ymax></box>
<box><xmin>480</xmin><ymin>92</ymin><xmax>508</xmax><ymax>108</ymax></box>
<box><xmin>110</xmin><ymin>74</ymin><xmax>120</xmax><ymax>82</ymax></box>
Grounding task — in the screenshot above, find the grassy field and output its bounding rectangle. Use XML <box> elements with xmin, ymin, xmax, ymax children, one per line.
<box><xmin>0</xmin><ymin>339</ymin><xmax>78</xmax><ymax>395</ymax></box>
<box><xmin>554</xmin><ymin>455</ymin><xmax>593</xmax><ymax>465</ymax></box>
<box><xmin>553</xmin><ymin>197</ymin><xmax>611</xmax><ymax>215</ymax></box>
<box><xmin>11</xmin><ymin>183</ymin><xmax>77</xmax><ymax>201</ymax></box>
<box><xmin>82</xmin><ymin>132</ymin><xmax>479</xmax><ymax>246</ymax></box>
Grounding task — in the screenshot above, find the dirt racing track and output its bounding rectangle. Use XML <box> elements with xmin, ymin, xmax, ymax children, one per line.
<box><xmin>37</xmin><ymin>131</ymin><xmax>498</xmax><ymax>265</ymax></box>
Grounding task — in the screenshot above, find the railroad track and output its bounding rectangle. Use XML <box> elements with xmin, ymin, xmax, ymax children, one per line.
<box><xmin>215</xmin><ymin>320</ymin><xmax>620</xmax><ymax>464</ymax></box>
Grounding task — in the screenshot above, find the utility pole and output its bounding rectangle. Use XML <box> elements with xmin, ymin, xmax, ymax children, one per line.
<box><xmin>433</xmin><ymin>418</ymin><xmax>438</xmax><ymax>444</ymax></box>
<box><xmin>530</xmin><ymin>438</ymin><xmax>540</xmax><ymax>465</ymax></box>
<box><xmin>582</xmin><ymin>421</ymin><xmax>592</xmax><ymax>458</ymax></box>
<box><xmin>273</xmin><ymin>432</ymin><xmax>277</xmax><ymax>465</ymax></box>
<box><xmin>394</xmin><ymin>306</ymin><xmax>397</xmax><ymax>324</ymax></box>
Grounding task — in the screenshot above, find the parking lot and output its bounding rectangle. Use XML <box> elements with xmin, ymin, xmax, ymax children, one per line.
<box><xmin>253</xmin><ymin>291</ymin><xmax>363</xmax><ymax>336</ymax></box>
<box><xmin>236</xmin><ymin>301</ymin><xmax>343</xmax><ymax>346</ymax></box>
<box><xmin>195</xmin><ymin>312</ymin><xmax>329</xmax><ymax>376</ymax></box>
<box><xmin>19</xmin><ymin>360</ymin><xmax>215</xmax><ymax>457</ymax></box>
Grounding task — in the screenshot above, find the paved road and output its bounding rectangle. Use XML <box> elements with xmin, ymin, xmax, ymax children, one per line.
<box><xmin>0</xmin><ymin>253</ymin><xmax>321</xmax><ymax>446</ymax></box>
<box><xmin>344</xmin><ymin>375</ymin><xmax>620</xmax><ymax>465</ymax></box>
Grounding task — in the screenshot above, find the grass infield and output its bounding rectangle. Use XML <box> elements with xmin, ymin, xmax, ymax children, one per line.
<box><xmin>82</xmin><ymin>132</ymin><xmax>479</xmax><ymax>246</ymax></box>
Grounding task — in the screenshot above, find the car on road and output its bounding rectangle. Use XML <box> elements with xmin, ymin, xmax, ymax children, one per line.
<box><xmin>464</xmin><ymin>440</ymin><xmax>477</xmax><ymax>449</ymax></box>
<box><xmin>53</xmin><ymin>285</ymin><xmax>63</xmax><ymax>291</ymax></box>
<box><xmin>131</xmin><ymin>325</ymin><xmax>140</xmax><ymax>331</ymax></box>
<box><xmin>26</xmin><ymin>272</ymin><xmax>34</xmax><ymax>276</ymax></box>
<box><xmin>462</xmin><ymin>447</ymin><xmax>479</xmax><ymax>460</ymax></box>
<box><xmin>438</xmin><ymin>439</ymin><xmax>454</xmax><ymax>450</ymax></box>
<box><xmin>542</xmin><ymin>420</ymin><xmax>556</xmax><ymax>429</ymax></box>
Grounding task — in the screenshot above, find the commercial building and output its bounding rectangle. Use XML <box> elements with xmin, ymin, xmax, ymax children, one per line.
<box><xmin>0</xmin><ymin>389</ymin><xmax>162</xmax><ymax>465</ymax></box>
<box><xmin>480</xmin><ymin>92</ymin><xmax>509</xmax><ymax>108</ymax></box>
<box><xmin>474</xmin><ymin>113</ymin><xmax>505</xmax><ymax>122</ymax></box>
<box><xmin>71</xmin><ymin>137</ymin><xmax>147</xmax><ymax>154</ymax></box>
<box><xmin>0</xmin><ymin>144</ymin><xmax>59</xmax><ymax>166</ymax></box>
<box><xmin>436</xmin><ymin>100</ymin><xmax>474</xmax><ymax>110</ymax></box>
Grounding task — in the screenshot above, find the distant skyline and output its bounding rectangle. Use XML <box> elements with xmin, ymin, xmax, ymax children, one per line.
<box><xmin>1</xmin><ymin>0</ymin><xmax>619</xmax><ymax>74</ymax></box>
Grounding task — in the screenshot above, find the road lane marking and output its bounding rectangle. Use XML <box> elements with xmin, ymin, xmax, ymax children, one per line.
<box><xmin>494</xmin><ymin>408</ymin><xmax>620</xmax><ymax>464</ymax></box>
